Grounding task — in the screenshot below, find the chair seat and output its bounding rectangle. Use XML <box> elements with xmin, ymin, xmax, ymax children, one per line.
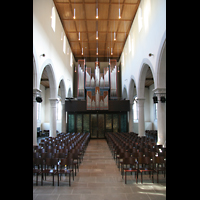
<box><xmin>124</xmin><ymin>168</ymin><xmax>138</xmax><ymax>172</ymax></box>
<box><xmin>58</xmin><ymin>169</ymin><xmax>72</xmax><ymax>174</ymax></box>
<box><xmin>33</xmin><ymin>169</ymin><xmax>42</xmax><ymax>174</ymax></box>
<box><xmin>139</xmin><ymin>168</ymin><xmax>154</xmax><ymax>172</ymax></box>
<box><xmin>154</xmin><ymin>167</ymin><xmax>166</xmax><ymax>172</ymax></box>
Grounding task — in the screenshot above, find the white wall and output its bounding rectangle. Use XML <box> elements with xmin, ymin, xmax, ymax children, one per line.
<box><xmin>33</xmin><ymin>0</ymin><xmax>75</xmax><ymax>96</ymax></box>
<box><xmin>119</xmin><ymin>0</ymin><xmax>166</xmax><ymax>97</ymax></box>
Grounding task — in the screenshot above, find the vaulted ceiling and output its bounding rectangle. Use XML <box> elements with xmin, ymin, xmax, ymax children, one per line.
<box><xmin>53</xmin><ymin>0</ymin><xmax>140</xmax><ymax>62</ymax></box>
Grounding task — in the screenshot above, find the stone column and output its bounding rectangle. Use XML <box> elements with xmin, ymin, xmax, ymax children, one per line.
<box><xmin>137</xmin><ymin>98</ymin><xmax>145</xmax><ymax>136</ymax></box>
<box><xmin>153</xmin><ymin>88</ymin><xmax>166</xmax><ymax>146</ymax></box>
<box><xmin>129</xmin><ymin>102</ymin><xmax>133</xmax><ymax>132</ymax></box>
<box><xmin>49</xmin><ymin>98</ymin><xmax>58</xmax><ymax>137</ymax></box>
<box><xmin>61</xmin><ymin>98</ymin><xmax>66</xmax><ymax>133</ymax></box>
<box><xmin>33</xmin><ymin>89</ymin><xmax>41</xmax><ymax>146</ymax></box>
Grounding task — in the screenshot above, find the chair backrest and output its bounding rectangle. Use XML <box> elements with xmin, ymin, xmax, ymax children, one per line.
<box><xmin>138</xmin><ymin>157</ymin><xmax>151</xmax><ymax>165</ymax></box>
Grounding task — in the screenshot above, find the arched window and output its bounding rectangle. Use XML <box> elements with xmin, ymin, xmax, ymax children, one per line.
<box><xmin>51</xmin><ymin>6</ymin><xmax>56</xmax><ymax>32</ymax></box>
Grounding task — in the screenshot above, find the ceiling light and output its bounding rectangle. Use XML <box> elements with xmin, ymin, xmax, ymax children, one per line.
<box><xmin>96</xmin><ymin>8</ymin><xmax>98</xmax><ymax>19</ymax></box>
<box><xmin>119</xmin><ymin>8</ymin><xmax>121</xmax><ymax>19</ymax></box>
<box><xmin>73</xmin><ymin>8</ymin><xmax>76</xmax><ymax>19</ymax></box>
<box><xmin>96</xmin><ymin>31</ymin><xmax>98</xmax><ymax>40</ymax></box>
<box><xmin>114</xmin><ymin>32</ymin><xmax>116</xmax><ymax>41</ymax></box>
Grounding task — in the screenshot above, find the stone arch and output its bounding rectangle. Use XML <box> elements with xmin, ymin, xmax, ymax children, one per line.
<box><xmin>128</xmin><ymin>75</ymin><xmax>137</xmax><ymax>102</ymax></box>
<box><xmin>39</xmin><ymin>59</ymin><xmax>57</xmax><ymax>99</ymax></box>
<box><xmin>137</xmin><ymin>58</ymin><xmax>155</xmax><ymax>99</ymax></box>
<box><xmin>157</xmin><ymin>41</ymin><xmax>166</xmax><ymax>89</ymax></box>
<box><xmin>122</xmin><ymin>85</ymin><xmax>128</xmax><ymax>100</ymax></box>
<box><xmin>58</xmin><ymin>77</ymin><xmax>67</xmax><ymax>101</ymax></box>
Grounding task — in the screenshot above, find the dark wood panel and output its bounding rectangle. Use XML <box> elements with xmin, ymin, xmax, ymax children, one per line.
<box><xmin>65</xmin><ymin>99</ymin><xmax>130</xmax><ymax>112</ymax></box>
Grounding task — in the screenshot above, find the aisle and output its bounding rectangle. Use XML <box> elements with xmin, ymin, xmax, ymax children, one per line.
<box><xmin>33</xmin><ymin>139</ymin><xmax>166</xmax><ymax>200</ymax></box>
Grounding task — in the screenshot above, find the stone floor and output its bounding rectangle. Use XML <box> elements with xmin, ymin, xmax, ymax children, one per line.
<box><xmin>33</xmin><ymin>139</ymin><xmax>166</xmax><ymax>200</ymax></box>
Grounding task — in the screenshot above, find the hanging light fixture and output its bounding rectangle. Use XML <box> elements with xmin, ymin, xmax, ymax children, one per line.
<box><xmin>118</xmin><ymin>66</ymin><xmax>120</xmax><ymax>72</ymax></box>
<box><xmin>111</xmin><ymin>48</ymin><xmax>113</xmax><ymax>55</ymax></box>
<box><xmin>82</xmin><ymin>47</ymin><xmax>83</xmax><ymax>55</ymax></box>
<box><xmin>96</xmin><ymin>8</ymin><xmax>98</xmax><ymax>19</ymax></box>
<box><xmin>96</xmin><ymin>47</ymin><xmax>98</xmax><ymax>55</ymax></box>
<box><xmin>96</xmin><ymin>31</ymin><xmax>98</xmax><ymax>40</ymax></box>
<box><xmin>114</xmin><ymin>32</ymin><xmax>116</xmax><ymax>41</ymax></box>
<box><xmin>73</xmin><ymin>8</ymin><xmax>76</xmax><ymax>19</ymax></box>
<box><xmin>75</xmin><ymin>66</ymin><xmax>77</xmax><ymax>72</ymax></box>
<box><xmin>78</xmin><ymin>32</ymin><xmax>80</xmax><ymax>40</ymax></box>
<box><xmin>119</xmin><ymin>8</ymin><xmax>121</xmax><ymax>19</ymax></box>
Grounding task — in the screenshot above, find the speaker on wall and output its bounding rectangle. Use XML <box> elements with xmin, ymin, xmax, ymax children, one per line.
<box><xmin>36</xmin><ymin>96</ymin><xmax>42</xmax><ymax>103</ymax></box>
<box><xmin>153</xmin><ymin>96</ymin><xmax>158</xmax><ymax>103</ymax></box>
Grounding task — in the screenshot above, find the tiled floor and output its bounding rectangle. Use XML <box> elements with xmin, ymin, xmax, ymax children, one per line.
<box><xmin>33</xmin><ymin>139</ymin><xmax>166</xmax><ymax>200</ymax></box>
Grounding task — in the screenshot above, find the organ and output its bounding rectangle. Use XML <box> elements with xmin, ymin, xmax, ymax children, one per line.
<box><xmin>76</xmin><ymin>59</ymin><xmax>118</xmax><ymax>110</ymax></box>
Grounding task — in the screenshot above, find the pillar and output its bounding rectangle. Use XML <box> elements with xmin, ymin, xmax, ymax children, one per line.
<box><xmin>129</xmin><ymin>102</ymin><xmax>133</xmax><ymax>132</ymax></box>
<box><xmin>61</xmin><ymin>98</ymin><xmax>66</xmax><ymax>133</ymax></box>
<box><xmin>153</xmin><ymin>88</ymin><xmax>166</xmax><ymax>146</ymax></box>
<box><xmin>33</xmin><ymin>89</ymin><xmax>41</xmax><ymax>146</ymax></box>
<box><xmin>49</xmin><ymin>98</ymin><xmax>58</xmax><ymax>137</ymax></box>
<box><xmin>137</xmin><ymin>98</ymin><xmax>145</xmax><ymax>136</ymax></box>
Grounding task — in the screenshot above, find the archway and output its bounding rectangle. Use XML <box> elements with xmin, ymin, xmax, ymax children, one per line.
<box><xmin>40</xmin><ymin>64</ymin><xmax>57</xmax><ymax>137</ymax></box>
<box><xmin>155</xmin><ymin>39</ymin><xmax>166</xmax><ymax>146</ymax></box>
<box><xmin>58</xmin><ymin>79</ymin><xmax>67</xmax><ymax>133</ymax></box>
<box><xmin>128</xmin><ymin>77</ymin><xmax>137</xmax><ymax>133</ymax></box>
<box><xmin>137</xmin><ymin>59</ymin><xmax>155</xmax><ymax>136</ymax></box>
<box><xmin>122</xmin><ymin>86</ymin><xmax>128</xmax><ymax>100</ymax></box>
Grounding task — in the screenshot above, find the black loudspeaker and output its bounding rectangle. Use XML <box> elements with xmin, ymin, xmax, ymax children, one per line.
<box><xmin>160</xmin><ymin>96</ymin><xmax>166</xmax><ymax>103</ymax></box>
<box><xmin>36</xmin><ymin>96</ymin><xmax>43</xmax><ymax>103</ymax></box>
<box><xmin>153</xmin><ymin>96</ymin><xmax>158</xmax><ymax>103</ymax></box>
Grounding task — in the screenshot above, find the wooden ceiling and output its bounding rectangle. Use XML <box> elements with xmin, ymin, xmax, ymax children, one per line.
<box><xmin>53</xmin><ymin>0</ymin><xmax>140</xmax><ymax>62</ymax></box>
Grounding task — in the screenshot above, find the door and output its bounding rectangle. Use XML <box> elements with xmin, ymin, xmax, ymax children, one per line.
<box><xmin>91</xmin><ymin>114</ymin><xmax>98</xmax><ymax>138</ymax></box>
<box><xmin>98</xmin><ymin>114</ymin><xmax>104</xmax><ymax>138</ymax></box>
<box><xmin>91</xmin><ymin>114</ymin><xmax>105</xmax><ymax>138</ymax></box>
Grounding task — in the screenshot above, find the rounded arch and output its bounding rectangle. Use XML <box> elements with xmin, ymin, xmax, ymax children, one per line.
<box><xmin>58</xmin><ymin>77</ymin><xmax>67</xmax><ymax>101</ymax></box>
<box><xmin>137</xmin><ymin>58</ymin><xmax>155</xmax><ymax>98</ymax></box>
<box><xmin>128</xmin><ymin>75</ymin><xmax>137</xmax><ymax>102</ymax></box>
<box><xmin>39</xmin><ymin>59</ymin><xmax>57</xmax><ymax>99</ymax></box>
<box><xmin>155</xmin><ymin>31</ymin><xmax>166</xmax><ymax>89</ymax></box>
<box><xmin>122</xmin><ymin>85</ymin><xmax>128</xmax><ymax>100</ymax></box>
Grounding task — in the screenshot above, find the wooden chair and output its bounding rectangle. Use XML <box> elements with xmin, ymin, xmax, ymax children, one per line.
<box><xmin>138</xmin><ymin>157</ymin><xmax>154</xmax><ymax>183</ymax></box>
<box><xmin>42</xmin><ymin>158</ymin><xmax>59</xmax><ymax>186</ymax></box>
<box><xmin>121</xmin><ymin>157</ymin><xmax>138</xmax><ymax>184</ymax></box>
<box><xmin>153</xmin><ymin>156</ymin><xmax>166</xmax><ymax>183</ymax></box>
<box><xmin>58</xmin><ymin>158</ymin><xmax>74</xmax><ymax>186</ymax></box>
<box><xmin>33</xmin><ymin>158</ymin><xmax>43</xmax><ymax>186</ymax></box>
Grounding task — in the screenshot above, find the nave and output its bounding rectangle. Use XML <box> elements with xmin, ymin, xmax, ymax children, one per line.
<box><xmin>33</xmin><ymin>139</ymin><xmax>166</xmax><ymax>200</ymax></box>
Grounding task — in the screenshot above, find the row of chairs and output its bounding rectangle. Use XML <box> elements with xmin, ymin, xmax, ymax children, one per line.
<box><xmin>33</xmin><ymin>132</ymin><xmax>90</xmax><ymax>186</ymax></box>
<box><xmin>106</xmin><ymin>132</ymin><xmax>166</xmax><ymax>184</ymax></box>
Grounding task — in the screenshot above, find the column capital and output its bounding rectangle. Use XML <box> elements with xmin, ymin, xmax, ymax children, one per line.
<box><xmin>152</xmin><ymin>87</ymin><xmax>166</xmax><ymax>94</ymax></box>
<box><xmin>49</xmin><ymin>98</ymin><xmax>58</xmax><ymax>107</ymax></box>
<box><xmin>33</xmin><ymin>88</ymin><xmax>42</xmax><ymax>102</ymax></box>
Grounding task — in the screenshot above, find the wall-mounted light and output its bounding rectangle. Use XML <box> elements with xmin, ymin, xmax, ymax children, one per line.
<box><xmin>40</xmin><ymin>54</ymin><xmax>45</xmax><ymax>57</ymax></box>
<box><xmin>149</xmin><ymin>53</ymin><xmax>154</xmax><ymax>57</ymax></box>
